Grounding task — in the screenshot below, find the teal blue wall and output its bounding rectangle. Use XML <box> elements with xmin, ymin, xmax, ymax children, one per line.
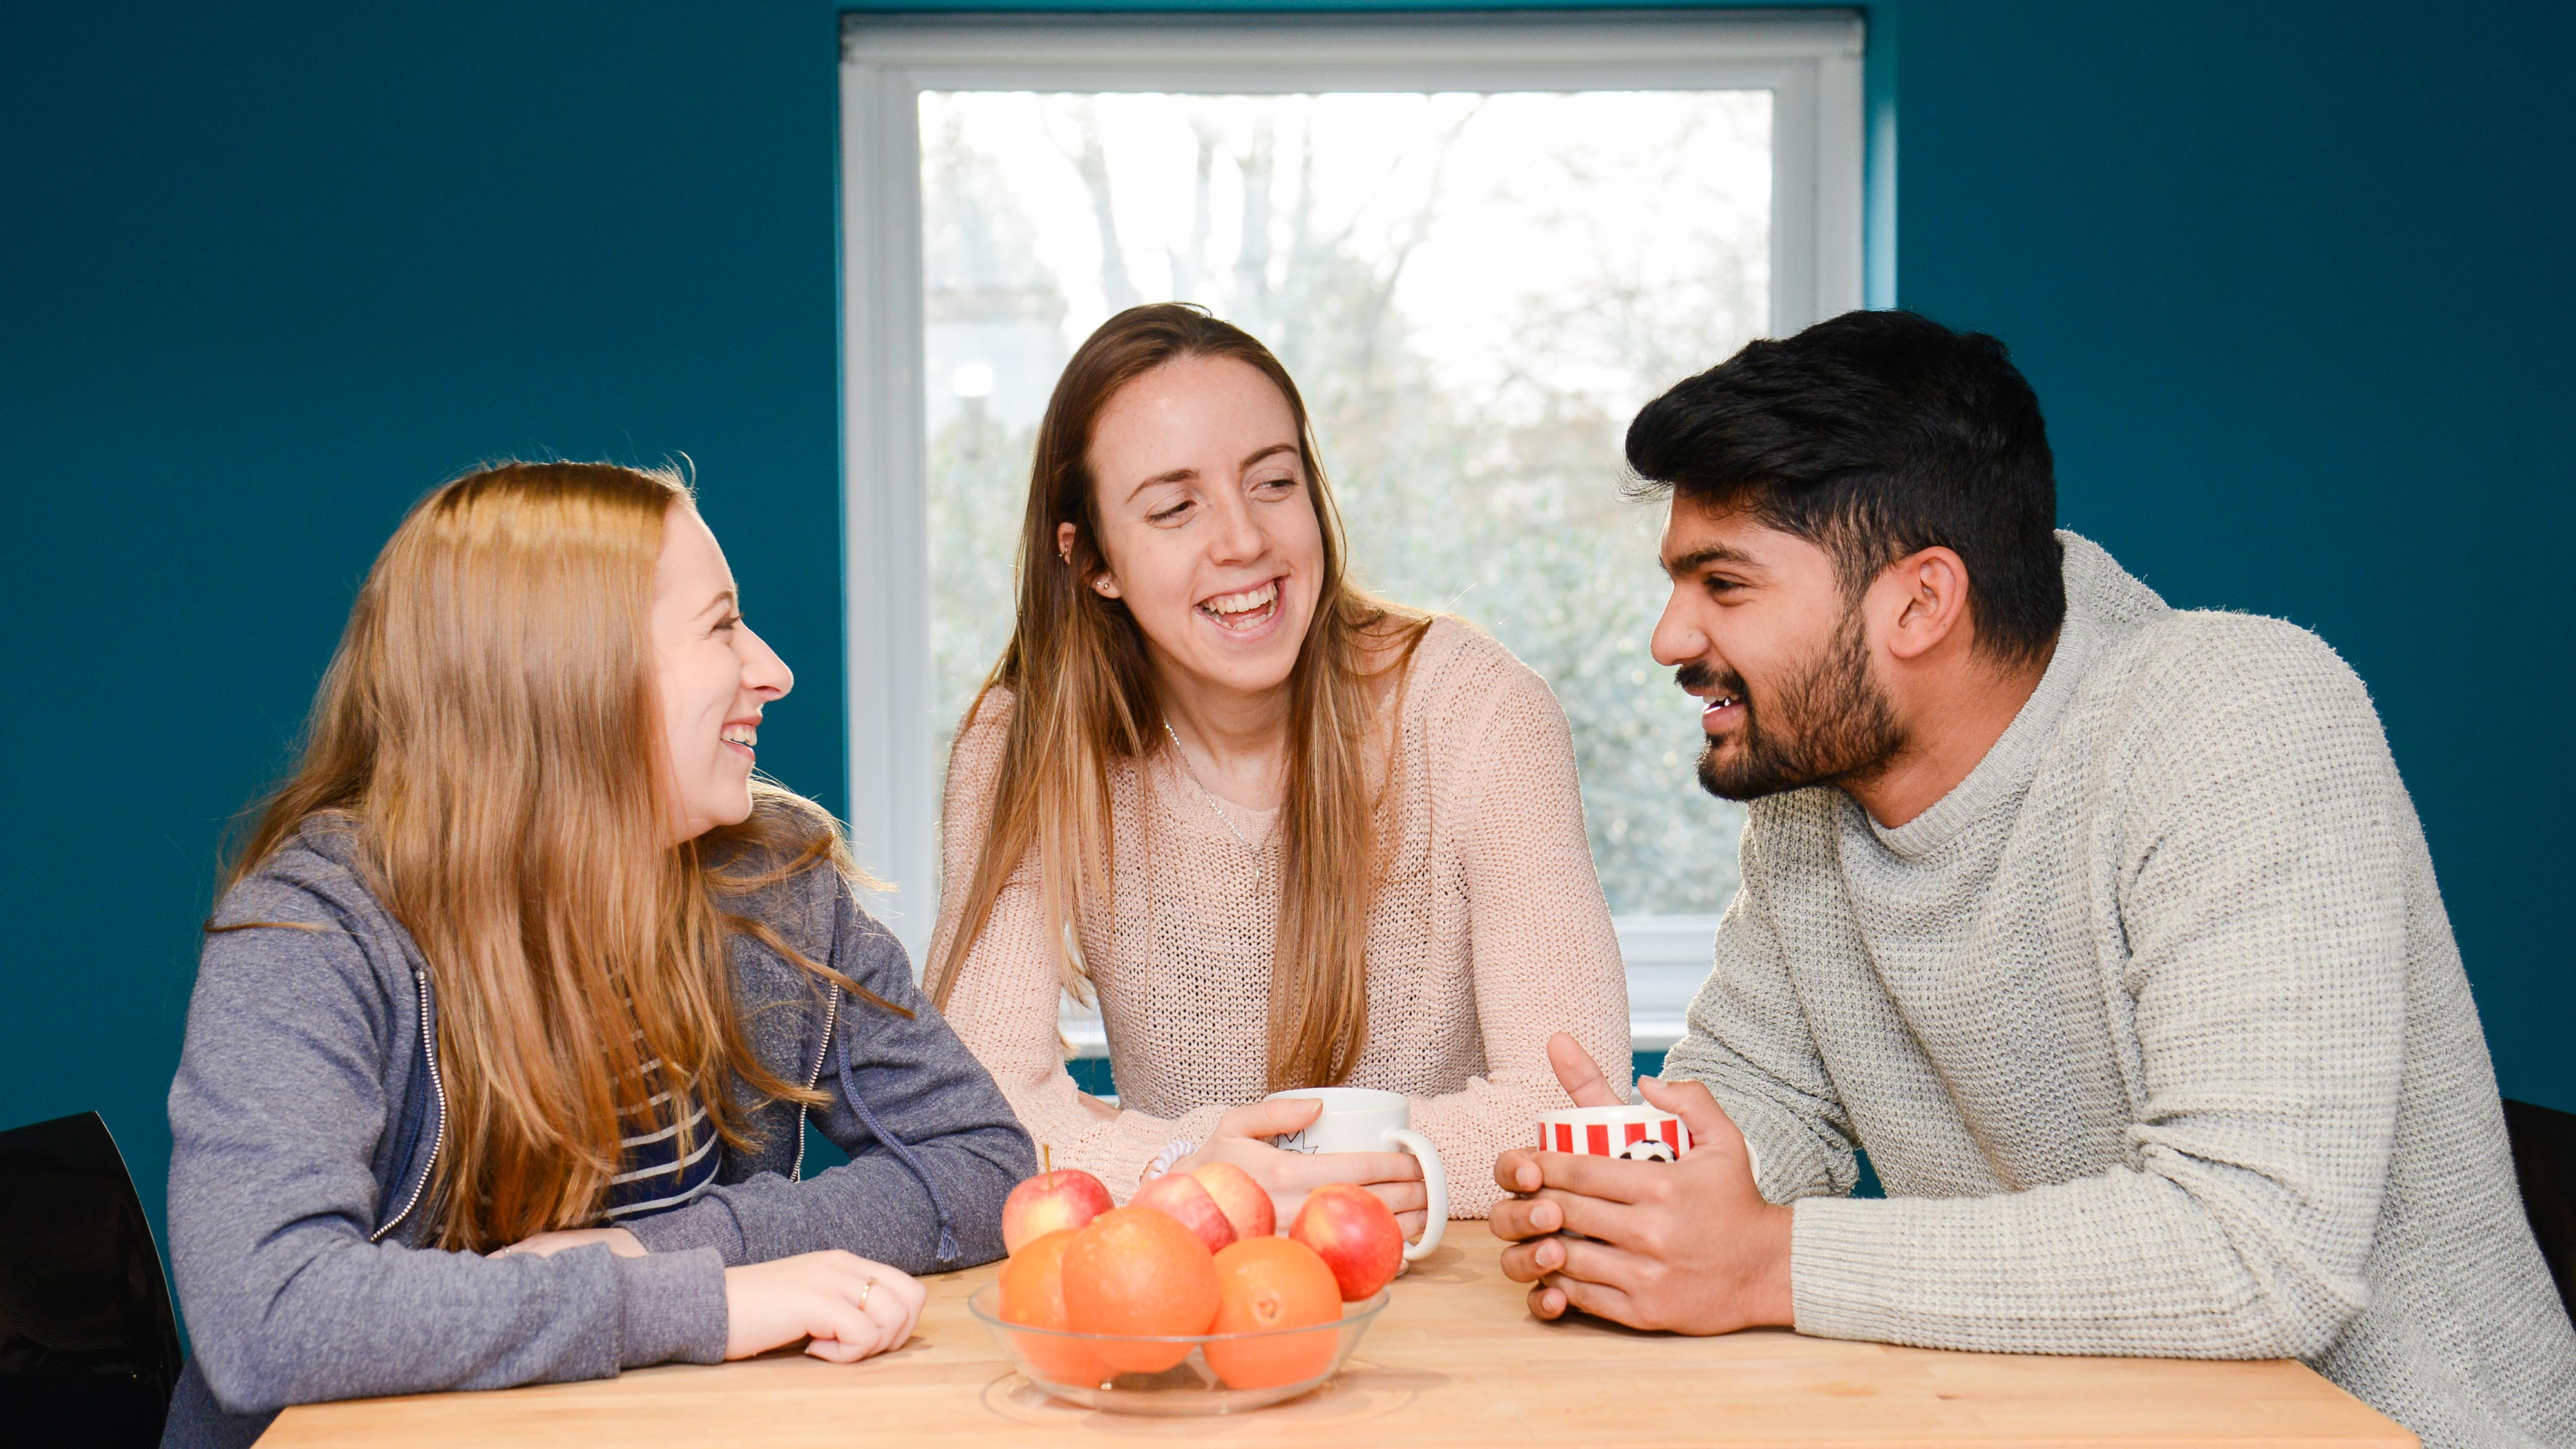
<box><xmin>5</xmin><ymin>5</ymin><xmax>2569</xmax><ymax>1280</ymax></box>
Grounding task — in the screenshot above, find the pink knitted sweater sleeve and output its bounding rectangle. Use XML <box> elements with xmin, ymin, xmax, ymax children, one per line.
<box><xmin>1407</xmin><ymin>655</ymin><xmax>1633</xmax><ymax>1217</ymax></box>
<box><xmin>925</xmin><ymin>695</ymin><xmax>1228</xmax><ymax>1198</ymax></box>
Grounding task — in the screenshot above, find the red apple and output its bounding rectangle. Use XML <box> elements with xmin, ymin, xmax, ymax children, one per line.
<box><xmin>1130</xmin><ymin>1171</ymin><xmax>1238</xmax><ymax>1255</ymax></box>
<box><xmin>1288</xmin><ymin>1183</ymin><xmax>1404</xmax><ymax>1301</ymax></box>
<box><xmin>1001</xmin><ymin>1168</ymin><xmax>1114</xmax><ymax>1255</ymax></box>
<box><xmin>1187</xmin><ymin>1161</ymin><xmax>1276</xmax><ymax>1240</ymax></box>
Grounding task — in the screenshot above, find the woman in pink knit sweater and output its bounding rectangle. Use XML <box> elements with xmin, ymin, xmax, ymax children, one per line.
<box><xmin>925</xmin><ymin>304</ymin><xmax>1630</xmax><ymax>1231</ymax></box>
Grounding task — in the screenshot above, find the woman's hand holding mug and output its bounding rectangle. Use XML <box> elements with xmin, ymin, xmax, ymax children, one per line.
<box><xmin>1179</xmin><ymin>1097</ymin><xmax>1435</xmax><ymax>1242</ymax></box>
<box><xmin>1208</xmin><ymin>1087</ymin><xmax>1451</xmax><ymax>1258</ymax></box>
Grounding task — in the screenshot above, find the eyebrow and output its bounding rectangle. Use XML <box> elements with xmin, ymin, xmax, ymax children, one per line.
<box><xmin>695</xmin><ymin>588</ymin><xmax>738</xmax><ymax>619</ymax></box>
<box><xmin>1661</xmin><ymin>543</ymin><xmax>1763</xmax><ymax>580</ymax></box>
<box><xmin>1122</xmin><ymin>442</ymin><xmax>1300</xmax><ymax>502</ymax></box>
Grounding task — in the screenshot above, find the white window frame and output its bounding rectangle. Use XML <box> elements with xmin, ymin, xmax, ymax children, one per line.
<box><xmin>838</xmin><ymin>12</ymin><xmax>1866</xmax><ymax>1050</ymax></box>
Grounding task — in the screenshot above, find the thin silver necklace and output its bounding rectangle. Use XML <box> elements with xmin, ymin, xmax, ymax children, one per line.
<box><xmin>1161</xmin><ymin>719</ymin><xmax>1264</xmax><ymax>851</ymax></box>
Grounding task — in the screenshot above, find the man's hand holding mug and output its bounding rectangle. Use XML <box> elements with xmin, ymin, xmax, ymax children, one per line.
<box><xmin>1491</xmin><ymin>1032</ymin><xmax>1795</xmax><ymax>1334</ymax></box>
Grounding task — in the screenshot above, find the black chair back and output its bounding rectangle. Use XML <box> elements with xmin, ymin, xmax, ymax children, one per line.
<box><xmin>2504</xmin><ymin>1097</ymin><xmax>2576</xmax><ymax>1317</ymax></box>
<box><xmin>0</xmin><ymin>1111</ymin><xmax>184</xmax><ymax>1448</ymax></box>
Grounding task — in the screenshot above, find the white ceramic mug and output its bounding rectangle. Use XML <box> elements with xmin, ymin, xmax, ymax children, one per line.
<box><xmin>1264</xmin><ymin>1086</ymin><xmax>1448</xmax><ymax>1259</ymax></box>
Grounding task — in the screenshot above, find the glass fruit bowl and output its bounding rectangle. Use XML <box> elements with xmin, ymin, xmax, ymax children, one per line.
<box><xmin>965</xmin><ymin>1283</ymin><xmax>1390</xmax><ymax>1415</ymax></box>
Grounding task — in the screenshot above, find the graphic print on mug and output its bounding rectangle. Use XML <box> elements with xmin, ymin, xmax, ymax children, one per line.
<box><xmin>1264</xmin><ymin>1086</ymin><xmax>1448</xmax><ymax>1260</ymax></box>
<box><xmin>1537</xmin><ymin>1105</ymin><xmax>1691</xmax><ymax>1161</ymax></box>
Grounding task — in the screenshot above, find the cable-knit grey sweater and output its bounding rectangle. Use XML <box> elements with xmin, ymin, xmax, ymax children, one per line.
<box><xmin>1665</xmin><ymin>533</ymin><xmax>2576</xmax><ymax>1448</ymax></box>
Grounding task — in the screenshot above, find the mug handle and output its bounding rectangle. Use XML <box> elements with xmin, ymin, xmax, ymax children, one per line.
<box><xmin>1385</xmin><ymin>1128</ymin><xmax>1447</xmax><ymax>1259</ymax></box>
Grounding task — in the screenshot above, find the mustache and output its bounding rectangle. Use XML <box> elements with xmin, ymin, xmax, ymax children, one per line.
<box><xmin>1674</xmin><ymin>661</ymin><xmax>1750</xmax><ymax>699</ymax></box>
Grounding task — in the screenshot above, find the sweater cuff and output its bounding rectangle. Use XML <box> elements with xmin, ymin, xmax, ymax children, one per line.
<box><xmin>621</xmin><ymin>1192</ymin><xmax>751</xmax><ymax>1264</ymax></box>
<box><xmin>1106</xmin><ymin>1103</ymin><xmax>1231</xmax><ymax>1200</ymax></box>
<box><xmin>614</xmin><ymin>1247</ymin><xmax>729</xmax><ymax>1368</ymax></box>
<box><xmin>1786</xmin><ymin>1195</ymin><xmax>1902</xmax><ymax>1343</ymax></box>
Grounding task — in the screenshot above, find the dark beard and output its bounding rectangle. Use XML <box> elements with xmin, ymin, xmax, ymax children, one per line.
<box><xmin>1682</xmin><ymin>609</ymin><xmax>1904</xmax><ymax>801</ymax></box>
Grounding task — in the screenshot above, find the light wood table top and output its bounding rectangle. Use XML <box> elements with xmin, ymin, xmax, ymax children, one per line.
<box><xmin>260</xmin><ymin>1222</ymin><xmax>2413</xmax><ymax>1447</ymax></box>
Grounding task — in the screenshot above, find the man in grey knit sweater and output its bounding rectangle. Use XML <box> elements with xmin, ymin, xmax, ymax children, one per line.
<box><xmin>1491</xmin><ymin>311</ymin><xmax>2576</xmax><ymax>1447</ymax></box>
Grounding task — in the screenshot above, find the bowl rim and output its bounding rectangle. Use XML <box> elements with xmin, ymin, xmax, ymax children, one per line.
<box><xmin>965</xmin><ymin>1282</ymin><xmax>1390</xmax><ymax>1343</ymax></box>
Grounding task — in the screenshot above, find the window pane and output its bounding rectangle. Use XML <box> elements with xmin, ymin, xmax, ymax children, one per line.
<box><xmin>923</xmin><ymin>90</ymin><xmax>1765</xmax><ymax>915</ymax></box>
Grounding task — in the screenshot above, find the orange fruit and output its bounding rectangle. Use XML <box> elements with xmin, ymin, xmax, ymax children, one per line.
<box><xmin>1060</xmin><ymin>1206</ymin><xmax>1220</xmax><ymax>1372</ymax></box>
<box><xmin>997</xmin><ymin>1229</ymin><xmax>1108</xmax><ymax>1387</ymax></box>
<box><xmin>1204</xmin><ymin>1236</ymin><xmax>1343</xmax><ymax>1390</ymax></box>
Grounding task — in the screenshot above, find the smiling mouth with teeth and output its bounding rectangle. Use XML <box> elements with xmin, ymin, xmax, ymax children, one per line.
<box><xmin>720</xmin><ymin>724</ymin><xmax>758</xmax><ymax>755</ymax></box>
<box><xmin>1197</xmin><ymin>578</ymin><xmax>1282</xmax><ymax>631</ymax></box>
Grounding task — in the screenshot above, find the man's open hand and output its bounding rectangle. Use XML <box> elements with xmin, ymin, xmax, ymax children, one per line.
<box><xmin>1489</xmin><ymin>1034</ymin><xmax>1795</xmax><ymax>1335</ymax></box>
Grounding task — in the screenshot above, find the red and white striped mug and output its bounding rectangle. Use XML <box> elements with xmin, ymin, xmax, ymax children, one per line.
<box><xmin>1537</xmin><ymin>1105</ymin><xmax>1690</xmax><ymax>1162</ymax></box>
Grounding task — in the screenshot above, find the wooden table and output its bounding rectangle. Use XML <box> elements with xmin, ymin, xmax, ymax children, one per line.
<box><xmin>260</xmin><ymin>1223</ymin><xmax>2414</xmax><ymax>1446</ymax></box>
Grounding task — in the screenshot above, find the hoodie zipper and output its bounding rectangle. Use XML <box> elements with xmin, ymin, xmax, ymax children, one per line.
<box><xmin>789</xmin><ymin>985</ymin><xmax>840</xmax><ymax>1182</ymax></box>
<box><xmin>371</xmin><ymin>969</ymin><xmax>447</xmax><ymax>1243</ymax></box>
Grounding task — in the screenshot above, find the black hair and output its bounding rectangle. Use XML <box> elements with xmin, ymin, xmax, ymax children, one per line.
<box><xmin>1625</xmin><ymin>309</ymin><xmax>2065</xmax><ymax>665</ymax></box>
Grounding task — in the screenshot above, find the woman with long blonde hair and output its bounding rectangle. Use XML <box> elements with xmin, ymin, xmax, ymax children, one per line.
<box><xmin>164</xmin><ymin>462</ymin><xmax>1031</xmax><ymax>1446</ymax></box>
<box><xmin>929</xmin><ymin>305</ymin><xmax>1631</xmax><ymax>1234</ymax></box>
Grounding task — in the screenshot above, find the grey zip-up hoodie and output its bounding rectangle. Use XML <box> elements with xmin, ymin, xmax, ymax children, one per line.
<box><xmin>161</xmin><ymin>816</ymin><xmax>1036</xmax><ymax>1447</ymax></box>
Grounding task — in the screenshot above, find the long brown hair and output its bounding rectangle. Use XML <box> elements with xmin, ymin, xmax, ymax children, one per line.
<box><xmin>927</xmin><ymin>305</ymin><xmax>1428</xmax><ymax>1091</ymax></box>
<box><xmin>219</xmin><ymin>461</ymin><xmax>886</xmax><ymax>1251</ymax></box>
